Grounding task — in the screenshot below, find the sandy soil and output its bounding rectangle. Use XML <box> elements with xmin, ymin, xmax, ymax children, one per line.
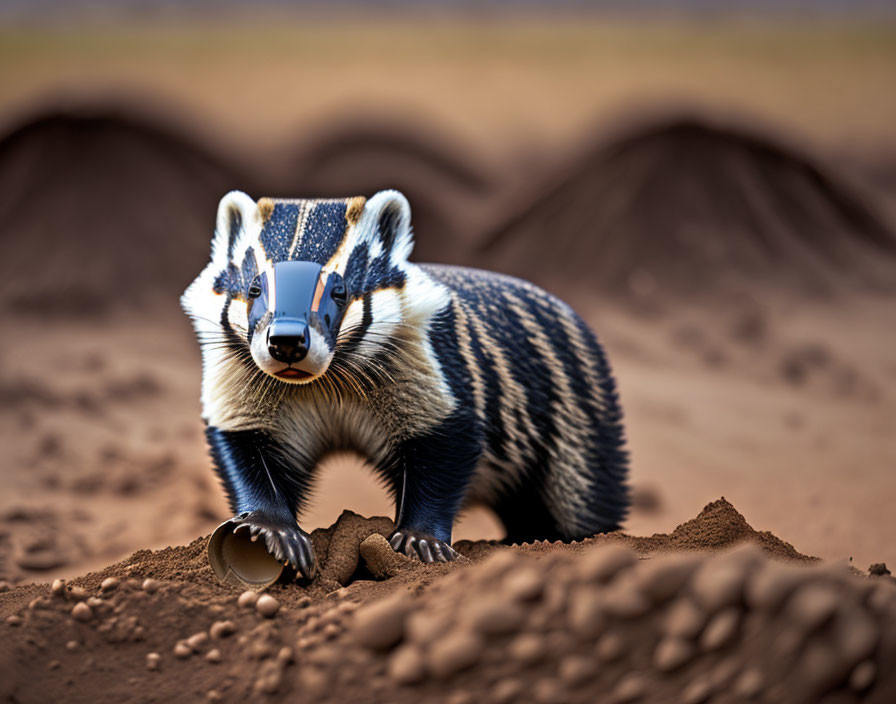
<box><xmin>2</xmin><ymin>500</ymin><xmax>894</xmax><ymax>703</ymax></box>
<box><xmin>1</xmin><ymin>288</ymin><xmax>893</xmax><ymax>587</ymax></box>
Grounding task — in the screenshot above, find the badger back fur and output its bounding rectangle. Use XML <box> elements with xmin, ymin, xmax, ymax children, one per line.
<box><xmin>182</xmin><ymin>189</ymin><xmax>628</xmax><ymax>575</ymax></box>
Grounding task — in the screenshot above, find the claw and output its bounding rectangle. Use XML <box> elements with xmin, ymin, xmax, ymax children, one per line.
<box><xmin>418</xmin><ymin>540</ymin><xmax>435</xmax><ymax>563</ymax></box>
<box><xmin>404</xmin><ymin>536</ymin><xmax>418</xmax><ymax>559</ymax></box>
<box><xmin>389</xmin><ymin>533</ymin><xmax>404</xmax><ymax>551</ymax></box>
<box><xmin>389</xmin><ymin>529</ymin><xmax>456</xmax><ymax>564</ymax></box>
<box><xmin>223</xmin><ymin>511</ymin><xmax>317</xmax><ymax>581</ymax></box>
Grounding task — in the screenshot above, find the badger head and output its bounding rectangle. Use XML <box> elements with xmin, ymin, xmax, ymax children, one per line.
<box><xmin>182</xmin><ymin>189</ymin><xmax>418</xmax><ymax>390</ymax></box>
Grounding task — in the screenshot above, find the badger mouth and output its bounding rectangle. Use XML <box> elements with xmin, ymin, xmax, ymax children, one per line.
<box><xmin>274</xmin><ymin>368</ymin><xmax>313</xmax><ymax>381</ymax></box>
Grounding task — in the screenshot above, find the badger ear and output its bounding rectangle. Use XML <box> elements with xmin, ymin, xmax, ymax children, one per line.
<box><xmin>212</xmin><ymin>191</ymin><xmax>260</xmax><ymax>262</ymax></box>
<box><xmin>357</xmin><ymin>190</ymin><xmax>414</xmax><ymax>261</ymax></box>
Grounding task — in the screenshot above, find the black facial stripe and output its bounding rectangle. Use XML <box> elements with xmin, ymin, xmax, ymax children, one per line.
<box><xmin>226</xmin><ymin>206</ymin><xmax>242</xmax><ymax>260</ymax></box>
<box><xmin>378</xmin><ymin>203</ymin><xmax>400</xmax><ymax>253</ymax></box>
<box><xmin>337</xmin><ymin>292</ymin><xmax>372</xmax><ymax>356</ymax></box>
<box><xmin>260</xmin><ymin>203</ymin><xmax>299</xmax><ymax>262</ymax></box>
<box><xmin>296</xmin><ymin>201</ymin><xmax>349</xmax><ymax>264</ymax></box>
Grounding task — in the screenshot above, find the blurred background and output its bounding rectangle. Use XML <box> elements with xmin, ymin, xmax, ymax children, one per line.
<box><xmin>1</xmin><ymin>1</ymin><xmax>894</xmax><ymax>585</ymax></box>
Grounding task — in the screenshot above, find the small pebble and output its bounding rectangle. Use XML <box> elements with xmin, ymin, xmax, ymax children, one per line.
<box><xmin>51</xmin><ymin>579</ymin><xmax>66</xmax><ymax>597</ymax></box>
<box><xmin>508</xmin><ymin>633</ymin><xmax>544</xmax><ymax>664</ymax></box>
<box><xmin>787</xmin><ymin>584</ymin><xmax>840</xmax><ymax>632</ymax></box>
<box><xmin>665</xmin><ymin>598</ymin><xmax>706</xmax><ymax>639</ymax></box>
<box><xmin>100</xmin><ymin>577</ymin><xmax>119</xmax><ymax>592</ymax></box>
<box><xmin>849</xmin><ymin>661</ymin><xmax>876</xmax><ymax>692</ymax></box>
<box><xmin>406</xmin><ymin>609</ymin><xmax>450</xmax><ymax>646</ymax></box>
<box><xmin>577</xmin><ymin>545</ymin><xmax>636</xmax><ymax>583</ymax></box>
<box><xmin>70</xmin><ymin>586</ymin><xmax>87</xmax><ymax>599</ymax></box>
<box><xmin>47</xmin><ymin>660</ymin><xmax>61</xmax><ymax>670</ymax></box>
<box><xmin>596</xmin><ymin>633</ymin><xmax>624</xmax><ymax>662</ymax></box>
<box><xmin>86</xmin><ymin>597</ymin><xmax>105</xmax><ymax>609</ymax></box>
<box><xmin>173</xmin><ymin>641</ymin><xmax>192</xmax><ymax>659</ymax></box>
<box><xmin>146</xmin><ymin>652</ymin><xmax>161</xmax><ymax>671</ymax></box>
<box><xmin>745</xmin><ymin>562</ymin><xmax>804</xmax><ymax>612</ymax></box>
<box><xmin>445</xmin><ymin>691</ymin><xmax>472</xmax><ymax>704</ymax></box>
<box><xmin>141</xmin><ymin>579</ymin><xmax>161</xmax><ymax>594</ymax></box>
<box><xmin>637</xmin><ymin>554</ymin><xmax>701</xmax><ymax>604</ymax></box>
<box><xmin>533</xmin><ymin>677</ymin><xmax>563</xmax><ymax>704</ymax></box>
<box><xmin>602</xmin><ymin>576</ymin><xmax>650</xmax><ymax>618</ymax></box>
<box><xmin>426</xmin><ymin>629</ymin><xmax>484</xmax><ymax>678</ymax></box>
<box><xmin>66</xmin><ymin>640</ymin><xmax>79</xmax><ymax>651</ymax></box>
<box><xmin>612</xmin><ymin>673</ymin><xmax>646</xmax><ymax>703</ymax></box>
<box><xmin>559</xmin><ymin>654</ymin><xmax>596</xmax><ymax>686</ymax></box>
<box><xmin>654</xmin><ymin>637</ymin><xmax>695</xmax><ymax>672</ymax></box>
<box><xmin>206</xmin><ymin>690</ymin><xmax>222</xmax><ymax>702</ymax></box>
<box><xmin>209</xmin><ymin>620</ymin><xmax>236</xmax><ymax>639</ymax></box>
<box><xmin>6</xmin><ymin>615</ymin><xmax>22</xmax><ymax>627</ymax></box>
<box><xmin>186</xmin><ymin>632</ymin><xmax>209</xmax><ymax>651</ymax></box>
<box><xmin>388</xmin><ymin>644</ymin><xmax>426</xmax><ymax>684</ymax></box>
<box><xmin>255</xmin><ymin>660</ymin><xmax>283</xmax><ymax>694</ymax></box>
<box><xmin>491</xmin><ymin>678</ymin><xmax>523</xmax><ymax>704</ymax></box>
<box><xmin>71</xmin><ymin>603</ymin><xmax>93</xmax><ymax>622</ymax></box>
<box><xmin>352</xmin><ymin>593</ymin><xmax>411</xmax><ymax>650</ymax></box>
<box><xmin>238</xmin><ymin>590</ymin><xmax>258</xmax><ymax>608</ymax></box>
<box><xmin>700</xmin><ymin>608</ymin><xmax>740</xmax><ymax>651</ymax></box>
<box><xmin>682</xmin><ymin>676</ymin><xmax>712</xmax><ymax>704</ymax></box>
<box><xmin>466</xmin><ymin>596</ymin><xmax>525</xmax><ymax>636</ymax></box>
<box><xmin>205</xmin><ymin>648</ymin><xmax>222</xmax><ymax>664</ymax></box>
<box><xmin>567</xmin><ymin>587</ymin><xmax>605</xmax><ymax>639</ymax></box>
<box><xmin>276</xmin><ymin>646</ymin><xmax>293</xmax><ymax>665</ymax></box>
<box><xmin>504</xmin><ymin>567</ymin><xmax>544</xmax><ymax>601</ymax></box>
<box><xmin>734</xmin><ymin>668</ymin><xmax>763</xmax><ymax>698</ymax></box>
<box><xmin>256</xmin><ymin>594</ymin><xmax>280</xmax><ymax>618</ymax></box>
<box><xmin>690</xmin><ymin>563</ymin><xmax>745</xmax><ymax>612</ymax></box>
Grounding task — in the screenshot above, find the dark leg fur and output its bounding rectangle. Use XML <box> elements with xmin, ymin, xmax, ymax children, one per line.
<box><xmin>387</xmin><ymin>413</ymin><xmax>482</xmax><ymax>563</ymax></box>
<box><xmin>492</xmin><ymin>472</ymin><xmax>568</xmax><ymax>545</ymax></box>
<box><xmin>205</xmin><ymin>425</ymin><xmax>317</xmax><ymax>579</ymax></box>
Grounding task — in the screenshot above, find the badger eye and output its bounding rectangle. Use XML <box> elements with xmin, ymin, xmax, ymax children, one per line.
<box><xmin>330</xmin><ymin>279</ymin><xmax>347</xmax><ymax>305</ymax></box>
<box><xmin>247</xmin><ymin>278</ymin><xmax>262</xmax><ymax>299</ymax></box>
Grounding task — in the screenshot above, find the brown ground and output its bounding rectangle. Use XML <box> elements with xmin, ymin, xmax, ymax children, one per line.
<box><xmin>2</xmin><ymin>500</ymin><xmax>895</xmax><ymax>703</ymax></box>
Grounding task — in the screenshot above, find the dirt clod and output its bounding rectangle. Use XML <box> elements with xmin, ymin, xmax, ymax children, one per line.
<box><xmin>146</xmin><ymin>652</ymin><xmax>161</xmax><ymax>671</ymax></box>
<box><xmin>256</xmin><ymin>594</ymin><xmax>280</xmax><ymax>618</ymax></box>
<box><xmin>71</xmin><ymin>602</ymin><xmax>92</xmax><ymax>622</ymax></box>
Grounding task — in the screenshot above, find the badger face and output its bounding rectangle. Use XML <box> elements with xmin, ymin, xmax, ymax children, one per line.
<box><xmin>247</xmin><ymin>261</ymin><xmax>348</xmax><ymax>382</ymax></box>
<box><xmin>183</xmin><ymin>189</ymin><xmax>428</xmax><ymax>394</ymax></box>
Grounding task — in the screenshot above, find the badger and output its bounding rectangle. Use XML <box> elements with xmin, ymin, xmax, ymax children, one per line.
<box><xmin>182</xmin><ymin>190</ymin><xmax>628</xmax><ymax>579</ymax></box>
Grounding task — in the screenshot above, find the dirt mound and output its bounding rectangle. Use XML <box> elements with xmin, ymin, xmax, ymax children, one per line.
<box><xmin>5</xmin><ymin>500</ymin><xmax>894</xmax><ymax>703</ymax></box>
<box><xmin>0</xmin><ymin>109</ymin><xmax>497</xmax><ymax>313</ymax></box>
<box><xmin>480</xmin><ymin>117</ymin><xmax>896</xmax><ymax>298</ymax></box>
<box><xmin>2</xmin><ymin>107</ymin><xmax>895</xmax><ymax>313</ymax></box>
<box><xmin>0</xmin><ymin>108</ymin><xmax>249</xmax><ymax>312</ymax></box>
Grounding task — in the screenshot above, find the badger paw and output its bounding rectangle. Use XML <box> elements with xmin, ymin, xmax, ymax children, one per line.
<box><xmin>389</xmin><ymin>529</ymin><xmax>457</xmax><ymax>563</ymax></box>
<box><xmin>229</xmin><ymin>511</ymin><xmax>317</xmax><ymax>580</ymax></box>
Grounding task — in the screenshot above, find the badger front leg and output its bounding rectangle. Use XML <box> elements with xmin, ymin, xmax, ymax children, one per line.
<box><xmin>205</xmin><ymin>426</ymin><xmax>317</xmax><ymax>579</ymax></box>
<box><xmin>388</xmin><ymin>415</ymin><xmax>482</xmax><ymax>563</ymax></box>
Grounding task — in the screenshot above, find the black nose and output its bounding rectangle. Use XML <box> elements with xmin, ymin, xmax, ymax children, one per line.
<box><xmin>267</xmin><ymin>321</ymin><xmax>309</xmax><ymax>363</ymax></box>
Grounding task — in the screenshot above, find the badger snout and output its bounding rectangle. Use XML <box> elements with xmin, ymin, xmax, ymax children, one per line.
<box><xmin>267</xmin><ymin>319</ymin><xmax>309</xmax><ymax>364</ymax></box>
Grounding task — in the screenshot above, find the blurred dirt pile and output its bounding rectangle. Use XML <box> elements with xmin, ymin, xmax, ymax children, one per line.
<box><xmin>1</xmin><ymin>108</ymin><xmax>894</xmax><ymax>312</ymax></box>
